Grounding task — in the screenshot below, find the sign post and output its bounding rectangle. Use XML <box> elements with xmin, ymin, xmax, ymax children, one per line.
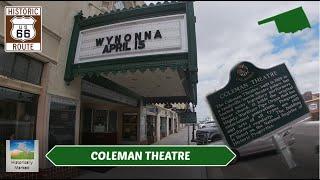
<box><xmin>191</xmin><ymin>123</ymin><xmax>196</xmax><ymax>142</ymax></box>
<box><xmin>187</xmin><ymin>124</ymin><xmax>190</xmax><ymax>145</ymax></box>
<box><xmin>272</xmin><ymin>134</ymin><xmax>297</xmax><ymax>169</ymax></box>
<box><xmin>207</xmin><ymin>61</ymin><xmax>309</xmax><ymax>168</ymax></box>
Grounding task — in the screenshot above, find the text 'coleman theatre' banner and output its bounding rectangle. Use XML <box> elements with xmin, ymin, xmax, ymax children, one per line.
<box><xmin>74</xmin><ymin>14</ymin><xmax>188</xmax><ymax>64</ymax></box>
<box><xmin>46</xmin><ymin>145</ymin><xmax>236</xmax><ymax>166</ymax></box>
<box><xmin>207</xmin><ymin>62</ymin><xmax>309</xmax><ymax>149</ymax></box>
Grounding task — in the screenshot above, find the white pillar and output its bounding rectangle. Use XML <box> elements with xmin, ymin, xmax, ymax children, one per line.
<box><xmin>139</xmin><ymin>104</ymin><xmax>147</xmax><ymax>144</ymax></box>
<box><xmin>166</xmin><ymin>116</ymin><xmax>170</xmax><ymax>137</ymax></box>
<box><xmin>35</xmin><ymin>63</ymin><xmax>50</xmax><ymax>169</ymax></box>
<box><xmin>156</xmin><ymin>114</ymin><xmax>161</xmax><ymax>142</ymax></box>
<box><xmin>171</xmin><ymin>116</ymin><xmax>174</xmax><ymax>133</ymax></box>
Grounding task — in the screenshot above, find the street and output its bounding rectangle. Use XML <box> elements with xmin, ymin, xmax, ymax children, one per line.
<box><xmin>206</xmin><ymin>121</ymin><xmax>319</xmax><ymax>179</ymax></box>
<box><xmin>75</xmin><ymin>122</ymin><xmax>319</xmax><ymax>179</ymax></box>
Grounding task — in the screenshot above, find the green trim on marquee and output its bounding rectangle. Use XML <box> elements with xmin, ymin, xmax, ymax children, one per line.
<box><xmin>64</xmin><ymin>1</ymin><xmax>198</xmax><ymax>105</ymax></box>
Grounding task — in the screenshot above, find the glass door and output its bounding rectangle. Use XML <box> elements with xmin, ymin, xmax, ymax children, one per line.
<box><xmin>122</xmin><ymin>113</ymin><xmax>138</xmax><ymax>141</ymax></box>
<box><xmin>146</xmin><ymin>115</ymin><xmax>156</xmax><ymax>144</ymax></box>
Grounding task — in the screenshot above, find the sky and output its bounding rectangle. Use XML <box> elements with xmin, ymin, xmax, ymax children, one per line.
<box><xmin>147</xmin><ymin>1</ymin><xmax>319</xmax><ymax>121</ymax></box>
<box><xmin>10</xmin><ymin>140</ymin><xmax>34</xmax><ymax>151</ymax></box>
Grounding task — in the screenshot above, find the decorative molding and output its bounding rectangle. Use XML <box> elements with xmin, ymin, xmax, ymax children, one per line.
<box><xmin>25</xmin><ymin>52</ymin><xmax>58</xmax><ymax>65</ymax></box>
<box><xmin>49</xmin><ymin>93</ymin><xmax>78</xmax><ymax>106</ymax></box>
<box><xmin>0</xmin><ymin>74</ymin><xmax>42</xmax><ymax>95</ymax></box>
<box><xmin>43</xmin><ymin>26</ymin><xmax>62</xmax><ymax>41</ymax></box>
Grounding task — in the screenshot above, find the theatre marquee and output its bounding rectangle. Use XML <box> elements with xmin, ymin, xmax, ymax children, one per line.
<box><xmin>74</xmin><ymin>14</ymin><xmax>188</xmax><ymax>64</ymax></box>
<box><xmin>64</xmin><ymin>1</ymin><xmax>198</xmax><ymax>105</ymax></box>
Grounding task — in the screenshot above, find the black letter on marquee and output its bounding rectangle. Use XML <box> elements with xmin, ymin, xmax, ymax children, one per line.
<box><xmin>96</xmin><ymin>38</ymin><xmax>104</xmax><ymax>46</ymax></box>
<box><xmin>144</xmin><ymin>31</ymin><xmax>152</xmax><ymax>40</ymax></box>
<box><xmin>138</xmin><ymin>40</ymin><xmax>145</xmax><ymax>49</ymax></box>
<box><xmin>154</xmin><ymin>30</ymin><xmax>162</xmax><ymax>39</ymax></box>
<box><xmin>115</xmin><ymin>35</ymin><xmax>121</xmax><ymax>44</ymax></box>
<box><xmin>116</xmin><ymin>43</ymin><xmax>123</xmax><ymax>52</ymax></box>
<box><xmin>106</xmin><ymin>36</ymin><xmax>113</xmax><ymax>44</ymax></box>
<box><xmin>124</xmin><ymin>42</ymin><xmax>131</xmax><ymax>51</ymax></box>
<box><xmin>110</xmin><ymin>44</ymin><xmax>116</xmax><ymax>52</ymax></box>
<box><xmin>102</xmin><ymin>45</ymin><xmax>109</xmax><ymax>54</ymax></box>
<box><xmin>124</xmin><ymin>34</ymin><xmax>132</xmax><ymax>42</ymax></box>
<box><xmin>135</xmin><ymin>32</ymin><xmax>141</xmax><ymax>42</ymax></box>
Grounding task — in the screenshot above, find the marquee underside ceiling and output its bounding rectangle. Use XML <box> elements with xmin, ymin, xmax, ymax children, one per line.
<box><xmin>102</xmin><ymin>68</ymin><xmax>186</xmax><ymax>98</ymax></box>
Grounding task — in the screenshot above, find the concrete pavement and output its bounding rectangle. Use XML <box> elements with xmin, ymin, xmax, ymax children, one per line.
<box><xmin>153</xmin><ymin>125</ymin><xmax>197</xmax><ymax>145</ymax></box>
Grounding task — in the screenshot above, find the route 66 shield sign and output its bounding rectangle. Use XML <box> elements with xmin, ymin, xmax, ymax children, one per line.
<box><xmin>5</xmin><ymin>6</ymin><xmax>42</xmax><ymax>52</ymax></box>
<box><xmin>10</xmin><ymin>16</ymin><xmax>36</xmax><ymax>42</ymax></box>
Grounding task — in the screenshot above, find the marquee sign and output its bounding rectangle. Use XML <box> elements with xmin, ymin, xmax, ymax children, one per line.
<box><xmin>74</xmin><ymin>14</ymin><xmax>188</xmax><ymax>64</ymax></box>
<box><xmin>64</xmin><ymin>2</ymin><xmax>198</xmax><ymax>105</ymax></box>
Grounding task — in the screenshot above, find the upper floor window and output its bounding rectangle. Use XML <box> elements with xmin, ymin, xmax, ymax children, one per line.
<box><xmin>0</xmin><ymin>45</ymin><xmax>43</xmax><ymax>85</ymax></box>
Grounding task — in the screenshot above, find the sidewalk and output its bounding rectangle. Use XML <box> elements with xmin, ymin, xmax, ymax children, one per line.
<box><xmin>74</xmin><ymin>127</ymin><xmax>207</xmax><ymax>179</ymax></box>
<box><xmin>153</xmin><ymin>126</ymin><xmax>197</xmax><ymax>145</ymax></box>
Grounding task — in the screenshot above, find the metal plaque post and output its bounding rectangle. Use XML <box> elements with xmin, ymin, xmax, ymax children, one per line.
<box><xmin>272</xmin><ymin>133</ymin><xmax>297</xmax><ymax>169</ymax></box>
<box><xmin>191</xmin><ymin>123</ymin><xmax>196</xmax><ymax>142</ymax></box>
<box><xmin>187</xmin><ymin>124</ymin><xmax>190</xmax><ymax>145</ymax></box>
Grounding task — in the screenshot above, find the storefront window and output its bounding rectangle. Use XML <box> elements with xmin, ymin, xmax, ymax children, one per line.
<box><xmin>92</xmin><ymin>110</ymin><xmax>108</xmax><ymax>133</ymax></box>
<box><xmin>82</xmin><ymin>109</ymin><xmax>117</xmax><ymax>133</ymax></box>
<box><xmin>48</xmin><ymin>100</ymin><xmax>76</xmax><ymax>150</ymax></box>
<box><xmin>0</xmin><ymin>87</ymin><xmax>38</xmax><ymax>172</ymax></box>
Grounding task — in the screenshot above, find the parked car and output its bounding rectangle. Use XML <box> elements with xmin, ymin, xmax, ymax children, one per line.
<box><xmin>199</xmin><ymin>121</ymin><xmax>217</xmax><ymax>129</ymax></box>
<box><xmin>196</xmin><ymin>126</ymin><xmax>222</xmax><ymax>145</ymax></box>
<box><xmin>209</xmin><ymin>127</ymin><xmax>295</xmax><ymax>162</ymax></box>
<box><xmin>197</xmin><ymin>121</ymin><xmax>206</xmax><ymax>129</ymax></box>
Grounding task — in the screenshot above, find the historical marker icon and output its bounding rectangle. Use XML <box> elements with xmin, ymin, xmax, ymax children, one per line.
<box><xmin>5</xmin><ymin>6</ymin><xmax>42</xmax><ymax>52</ymax></box>
<box><xmin>6</xmin><ymin>140</ymin><xmax>39</xmax><ymax>172</ymax></box>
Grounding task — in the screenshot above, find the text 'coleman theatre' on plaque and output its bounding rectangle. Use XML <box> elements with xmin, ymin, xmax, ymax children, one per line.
<box><xmin>207</xmin><ymin>61</ymin><xmax>309</xmax><ymax>149</ymax></box>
